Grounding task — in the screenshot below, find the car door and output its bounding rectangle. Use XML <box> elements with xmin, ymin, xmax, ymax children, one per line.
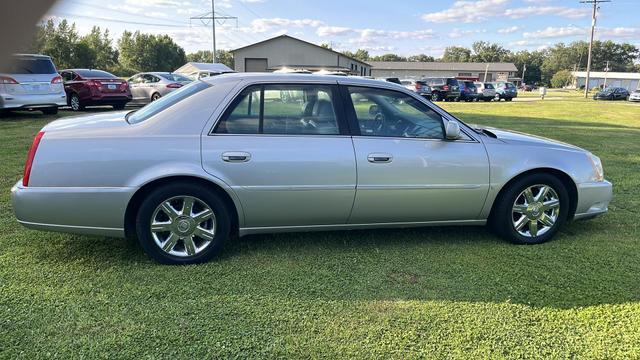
<box><xmin>128</xmin><ymin>75</ymin><xmax>146</xmax><ymax>102</ymax></box>
<box><xmin>343</xmin><ymin>85</ymin><xmax>490</xmax><ymax>224</ymax></box>
<box><xmin>201</xmin><ymin>82</ymin><xmax>357</xmax><ymax>228</ymax></box>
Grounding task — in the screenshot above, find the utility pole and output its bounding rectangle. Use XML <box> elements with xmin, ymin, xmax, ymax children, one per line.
<box><xmin>190</xmin><ymin>1</ymin><xmax>238</xmax><ymax>63</ymax></box>
<box><xmin>603</xmin><ymin>60</ymin><xmax>610</xmax><ymax>88</ymax></box>
<box><xmin>483</xmin><ymin>64</ymin><xmax>489</xmax><ymax>82</ymax></box>
<box><xmin>580</xmin><ymin>0</ymin><xmax>611</xmax><ymax>98</ymax></box>
<box><xmin>521</xmin><ymin>63</ymin><xmax>527</xmax><ymax>86</ymax></box>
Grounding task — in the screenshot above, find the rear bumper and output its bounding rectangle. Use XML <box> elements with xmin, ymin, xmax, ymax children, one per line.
<box><xmin>11</xmin><ymin>181</ymin><xmax>134</xmax><ymax>238</ymax></box>
<box><xmin>84</xmin><ymin>94</ymin><xmax>132</xmax><ymax>105</ymax></box>
<box><xmin>573</xmin><ymin>180</ymin><xmax>613</xmax><ymax>220</ymax></box>
<box><xmin>0</xmin><ymin>92</ymin><xmax>66</xmax><ymax>109</ymax></box>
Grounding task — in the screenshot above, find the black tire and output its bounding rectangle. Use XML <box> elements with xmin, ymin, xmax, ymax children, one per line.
<box><xmin>483</xmin><ymin>98</ymin><xmax>492</xmax><ymax>102</ymax></box>
<box><xmin>490</xmin><ymin>173</ymin><xmax>570</xmax><ymax>245</ymax></box>
<box><xmin>70</xmin><ymin>93</ymin><xmax>84</xmax><ymax>111</ymax></box>
<box><xmin>113</xmin><ymin>102</ymin><xmax>127</xmax><ymax>110</ymax></box>
<box><xmin>431</xmin><ymin>92</ymin><xmax>442</xmax><ymax>101</ymax></box>
<box><xmin>505</xmin><ymin>97</ymin><xmax>513</xmax><ymax>102</ymax></box>
<box><xmin>41</xmin><ymin>107</ymin><xmax>58</xmax><ymax>115</ymax></box>
<box><xmin>151</xmin><ymin>92</ymin><xmax>161</xmax><ymax>102</ymax></box>
<box><xmin>135</xmin><ymin>182</ymin><xmax>231</xmax><ymax>264</ymax></box>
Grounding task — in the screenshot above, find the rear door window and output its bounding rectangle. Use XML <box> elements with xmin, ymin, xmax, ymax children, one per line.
<box><xmin>215</xmin><ymin>84</ymin><xmax>341</xmax><ymax>135</ymax></box>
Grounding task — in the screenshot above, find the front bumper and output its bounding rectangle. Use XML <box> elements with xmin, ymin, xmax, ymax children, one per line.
<box><xmin>0</xmin><ymin>92</ymin><xmax>67</xmax><ymax>109</ymax></box>
<box><xmin>629</xmin><ymin>96</ymin><xmax>640</xmax><ymax>102</ymax></box>
<box><xmin>573</xmin><ymin>180</ymin><xmax>613</xmax><ymax>220</ymax></box>
<box><xmin>11</xmin><ymin>181</ymin><xmax>133</xmax><ymax>238</ymax></box>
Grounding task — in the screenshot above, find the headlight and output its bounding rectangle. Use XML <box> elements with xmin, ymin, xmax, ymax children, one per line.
<box><xmin>587</xmin><ymin>153</ymin><xmax>604</xmax><ymax>182</ymax></box>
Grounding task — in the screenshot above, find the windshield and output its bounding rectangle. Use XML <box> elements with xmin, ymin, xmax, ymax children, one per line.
<box><xmin>75</xmin><ymin>69</ymin><xmax>116</xmax><ymax>78</ymax></box>
<box><xmin>126</xmin><ymin>81</ymin><xmax>211</xmax><ymax>124</ymax></box>
<box><xmin>159</xmin><ymin>73</ymin><xmax>192</xmax><ymax>82</ymax></box>
<box><xmin>3</xmin><ymin>57</ymin><xmax>56</xmax><ymax>74</ymax></box>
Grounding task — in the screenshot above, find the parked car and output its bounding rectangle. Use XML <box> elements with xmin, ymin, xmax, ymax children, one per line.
<box><xmin>423</xmin><ymin>77</ymin><xmax>461</xmax><ymax>101</ymax></box>
<box><xmin>458</xmin><ymin>81</ymin><xmax>479</xmax><ymax>101</ymax></box>
<box><xmin>593</xmin><ymin>87</ymin><xmax>630</xmax><ymax>101</ymax></box>
<box><xmin>376</xmin><ymin>77</ymin><xmax>402</xmax><ymax>85</ymax></box>
<box><xmin>520</xmin><ymin>84</ymin><xmax>535</xmax><ymax>92</ymax></box>
<box><xmin>0</xmin><ymin>54</ymin><xmax>66</xmax><ymax>115</ymax></box>
<box><xmin>474</xmin><ymin>82</ymin><xmax>496</xmax><ymax>102</ymax></box>
<box><xmin>11</xmin><ymin>74</ymin><xmax>612</xmax><ymax>264</ymax></box>
<box><xmin>60</xmin><ymin>69</ymin><xmax>131</xmax><ymax>111</ymax></box>
<box><xmin>628</xmin><ymin>89</ymin><xmax>640</xmax><ymax>102</ymax></box>
<box><xmin>129</xmin><ymin>72</ymin><xmax>192</xmax><ymax>104</ymax></box>
<box><xmin>493</xmin><ymin>81</ymin><xmax>518</xmax><ymax>101</ymax></box>
<box><xmin>400</xmin><ymin>79</ymin><xmax>431</xmax><ymax>97</ymax></box>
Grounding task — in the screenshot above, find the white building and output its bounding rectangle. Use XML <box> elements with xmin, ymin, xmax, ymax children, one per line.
<box><xmin>232</xmin><ymin>35</ymin><xmax>371</xmax><ymax>75</ymax></box>
<box><xmin>571</xmin><ymin>71</ymin><xmax>640</xmax><ymax>90</ymax></box>
<box><xmin>369</xmin><ymin>61</ymin><xmax>520</xmax><ymax>84</ymax></box>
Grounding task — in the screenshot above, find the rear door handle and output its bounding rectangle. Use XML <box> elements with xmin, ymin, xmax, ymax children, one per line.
<box><xmin>367</xmin><ymin>153</ymin><xmax>393</xmax><ymax>163</ymax></box>
<box><xmin>222</xmin><ymin>151</ymin><xmax>251</xmax><ymax>162</ymax></box>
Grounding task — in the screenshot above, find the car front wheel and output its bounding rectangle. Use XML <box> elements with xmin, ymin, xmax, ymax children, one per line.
<box><xmin>135</xmin><ymin>183</ymin><xmax>231</xmax><ymax>264</ymax></box>
<box><xmin>491</xmin><ymin>173</ymin><xmax>569</xmax><ymax>245</ymax></box>
<box><xmin>70</xmin><ymin>94</ymin><xmax>84</xmax><ymax>111</ymax></box>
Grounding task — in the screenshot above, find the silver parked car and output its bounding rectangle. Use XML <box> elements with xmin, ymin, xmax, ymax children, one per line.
<box><xmin>474</xmin><ymin>82</ymin><xmax>496</xmax><ymax>102</ymax></box>
<box><xmin>400</xmin><ymin>79</ymin><xmax>431</xmax><ymax>97</ymax></box>
<box><xmin>0</xmin><ymin>54</ymin><xmax>66</xmax><ymax>114</ymax></box>
<box><xmin>128</xmin><ymin>72</ymin><xmax>192</xmax><ymax>103</ymax></box>
<box><xmin>11</xmin><ymin>74</ymin><xmax>612</xmax><ymax>264</ymax></box>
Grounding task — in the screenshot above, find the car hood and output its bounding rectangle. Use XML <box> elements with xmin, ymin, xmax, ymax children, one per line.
<box><xmin>42</xmin><ymin>111</ymin><xmax>130</xmax><ymax>133</ymax></box>
<box><xmin>475</xmin><ymin>126</ymin><xmax>585</xmax><ymax>152</ymax></box>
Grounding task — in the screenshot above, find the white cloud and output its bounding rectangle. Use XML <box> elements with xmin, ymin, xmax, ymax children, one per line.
<box><xmin>522</xmin><ymin>26</ymin><xmax>640</xmax><ymax>40</ymax></box>
<box><xmin>497</xmin><ymin>26</ymin><xmax>521</xmax><ymax>34</ymax></box>
<box><xmin>449</xmin><ymin>28</ymin><xmax>486</xmax><ymax>38</ymax></box>
<box><xmin>504</xmin><ymin>6</ymin><xmax>590</xmax><ymax>19</ymax></box>
<box><xmin>316</xmin><ymin>26</ymin><xmax>354</xmax><ymax>37</ymax></box>
<box><xmin>421</xmin><ymin>0</ymin><xmax>508</xmax><ymax>23</ymax></box>
<box><xmin>248</xmin><ymin>18</ymin><xmax>324</xmax><ymax>33</ymax></box>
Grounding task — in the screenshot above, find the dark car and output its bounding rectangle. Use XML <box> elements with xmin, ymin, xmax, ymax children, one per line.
<box><xmin>423</xmin><ymin>77</ymin><xmax>461</xmax><ymax>101</ymax></box>
<box><xmin>377</xmin><ymin>77</ymin><xmax>402</xmax><ymax>85</ymax></box>
<box><xmin>458</xmin><ymin>81</ymin><xmax>479</xmax><ymax>101</ymax></box>
<box><xmin>493</xmin><ymin>81</ymin><xmax>518</xmax><ymax>101</ymax></box>
<box><xmin>593</xmin><ymin>87</ymin><xmax>630</xmax><ymax>101</ymax></box>
<box><xmin>59</xmin><ymin>69</ymin><xmax>132</xmax><ymax>111</ymax></box>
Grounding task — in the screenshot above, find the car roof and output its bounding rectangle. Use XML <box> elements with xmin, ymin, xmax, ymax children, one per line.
<box><xmin>12</xmin><ymin>53</ymin><xmax>51</xmax><ymax>59</ymax></box>
<box><xmin>201</xmin><ymin>72</ymin><xmax>411</xmax><ymax>90</ymax></box>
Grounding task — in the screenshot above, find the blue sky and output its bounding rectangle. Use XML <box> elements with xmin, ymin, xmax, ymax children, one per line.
<box><xmin>48</xmin><ymin>0</ymin><xmax>640</xmax><ymax>57</ymax></box>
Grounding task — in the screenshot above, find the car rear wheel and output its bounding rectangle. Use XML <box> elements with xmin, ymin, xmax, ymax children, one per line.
<box><xmin>41</xmin><ymin>107</ymin><xmax>58</xmax><ymax>115</ymax></box>
<box><xmin>431</xmin><ymin>92</ymin><xmax>442</xmax><ymax>101</ymax></box>
<box><xmin>70</xmin><ymin>94</ymin><xmax>84</xmax><ymax>111</ymax></box>
<box><xmin>490</xmin><ymin>173</ymin><xmax>569</xmax><ymax>245</ymax></box>
<box><xmin>135</xmin><ymin>183</ymin><xmax>231</xmax><ymax>264</ymax></box>
<box><xmin>151</xmin><ymin>93</ymin><xmax>161</xmax><ymax>102</ymax></box>
<box><xmin>505</xmin><ymin>97</ymin><xmax>513</xmax><ymax>102</ymax></box>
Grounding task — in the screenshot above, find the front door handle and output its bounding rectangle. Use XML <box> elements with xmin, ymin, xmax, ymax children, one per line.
<box><xmin>367</xmin><ymin>153</ymin><xmax>393</xmax><ymax>163</ymax></box>
<box><xmin>222</xmin><ymin>151</ymin><xmax>251</xmax><ymax>162</ymax></box>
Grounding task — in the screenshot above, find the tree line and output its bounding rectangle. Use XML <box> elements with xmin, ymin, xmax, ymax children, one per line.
<box><xmin>25</xmin><ymin>19</ymin><xmax>234</xmax><ymax>76</ymax></box>
<box><xmin>25</xmin><ymin>19</ymin><xmax>640</xmax><ymax>86</ymax></box>
<box><xmin>330</xmin><ymin>41</ymin><xmax>639</xmax><ymax>86</ymax></box>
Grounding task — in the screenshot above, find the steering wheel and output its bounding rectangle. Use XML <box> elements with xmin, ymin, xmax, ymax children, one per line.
<box><xmin>373</xmin><ymin>112</ymin><xmax>385</xmax><ymax>134</ymax></box>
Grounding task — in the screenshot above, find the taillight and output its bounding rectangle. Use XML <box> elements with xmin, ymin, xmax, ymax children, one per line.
<box><xmin>443</xmin><ymin>85</ymin><xmax>449</xmax><ymax>91</ymax></box>
<box><xmin>51</xmin><ymin>75</ymin><xmax>62</xmax><ymax>84</ymax></box>
<box><xmin>415</xmin><ymin>83</ymin><xmax>422</xmax><ymax>90</ymax></box>
<box><xmin>166</xmin><ymin>83</ymin><xmax>183</xmax><ymax>89</ymax></box>
<box><xmin>23</xmin><ymin>131</ymin><xmax>45</xmax><ymax>187</ymax></box>
<box><xmin>0</xmin><ymin>75</ymin><xmax>19</xmax><ymax>84</ymax></box>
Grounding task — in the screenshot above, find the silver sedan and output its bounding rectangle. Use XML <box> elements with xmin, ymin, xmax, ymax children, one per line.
<box><xmin>11</xmin><ymin>74</ymin><xmax>612</xmax><ymax>264</ymax></box>
<box><xmin>128</xmin><ymin>72</ymin><xmax>192</xmax><ymax>104</ymax></box>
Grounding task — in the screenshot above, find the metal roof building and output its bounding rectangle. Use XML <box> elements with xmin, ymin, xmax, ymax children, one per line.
<box><xmin>369</xmin><ymin>61</ymin><xmax>520</xmax><ymax>83</ymax></box>
<box><xmin>571</xmin><ymin>71</ymin><xmax>640</xmax><ymax>90</ymax></box>
<box><xmin>231</xmin><ymin>35</ymin><xmax>371</xmax><ymax>75</ymax></box>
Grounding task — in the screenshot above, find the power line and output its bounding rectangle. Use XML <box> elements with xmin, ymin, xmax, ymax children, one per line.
<box><xmin>53</xmin><ymin>11</ymin><xmax>186</xmax><ymax>28</ymax></box>
<box><xmin>190</xmin><ymin>0</ymin><xmax>238</xmax><ymax>63</ymax></box>
<box><xmin>580</xmin><ymin>0</ymin><xmax>611</xmax><ymax>98</ymax></box>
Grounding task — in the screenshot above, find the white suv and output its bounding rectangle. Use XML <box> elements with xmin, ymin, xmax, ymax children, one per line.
<box><xmin>0</xmin><ymin>54</ymin><xmax>66</xmax><ymax>114</ymax></box>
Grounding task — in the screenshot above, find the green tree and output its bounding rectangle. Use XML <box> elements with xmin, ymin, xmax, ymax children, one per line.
<box><xmin>32</xmin><ymin>19</ymin><xmax>80</xmax><ymax>69</ymax></box>
<box><xmin>186</xmin><ymin>50</ymin><xmax>234</xmax><ymax>69</ymax></box>
<box><xmin>118</xmin><ymin>30</ymin><xmax>186</xmax><ymax>72</ymax></box>
<box><xmin>370</xmin><ymin>53</ymin><xmax>407</xmax><ymax>62</ymax></box>
<box><xmin>79</xmin><ymin>26</ymin><xmax>118</xmax><ymax>70</ymax></box>
<box><xmin>342</xmin><ymin>49</ymin><xmax>370</xmax><ymax>62</ymax></box>
<box><xmin>471</xmin><ymin>41</ymin><xmax>510</xmax><ymax>62</ymax></box>
<box><xmin>508</xmin><ymin>50</ymin><xmax>546</xmax><ymax>85</ymax></box>
<box><xmin>441</xmin><ymin>46</ymin><xmax>471</xmax><ymax>62</ymax></box>
<box><xmin>408</xmin><ymin>54</ymin><xmax>435</xmax><ymax>62</ymax></box>
<box><xmin>550</xmin><ymin>70</ymin><xmax>573</xmax><ymax>88</ymax></box>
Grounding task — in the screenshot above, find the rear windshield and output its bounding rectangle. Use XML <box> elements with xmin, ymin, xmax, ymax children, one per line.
<box><xmin>464</xmin><ymin>81</ymin><xmax>476</xmax><ymax>88</ymax></box>
<box><xmin>2</xmin><ymin>57</ymin><xmax>56</xmax><ymax>74</ymax></box>
<box><xmin>159</xmin><ymin>73</ymin><xmax>192</xmax><ymax>82</ymax></box>
<box><xmin>484</xmin><ymin>83</ymin><xmax>494</xmax><ymax>89</ymax></box>
<box><xmin>506</xmin><ymin>83</ymin><xmax>515</xmax><ymax>89</ymax></box>
<box><xmin>447</xmin><ymin>78</ymin><xmax>459</xmax><ymax>86</ymax></box>
<box><xmin>126</xmin><ymin>81</ymin><xmax>211</xmax><ymax>124</ymax></box>
<box><xmin>75</xmin><ymin>69</ymin><xmax>117</xmax><ymax>78</ymax></box>
<box><xmin>425</xmin><ymin>78</ymin><xmax>444</xmax><ymax>85</ymax></box>
<box><xmin>416</xmin><ymin>81</ymin><xmax>427</xmax><ymax>86</ymax></box>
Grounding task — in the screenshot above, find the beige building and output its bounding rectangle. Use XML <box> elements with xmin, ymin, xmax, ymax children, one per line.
<box><xmin>232</xmin><ymin>35</ymin><xmax>371</xmax><ymax>75</ymax></box>
<box><xmin>370</xmin><ymin>61</ymin><xmax>520</xmax><ymax>83</ymax></box>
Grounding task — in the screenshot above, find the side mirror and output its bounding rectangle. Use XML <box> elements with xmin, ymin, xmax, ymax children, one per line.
<box><xmin>445</xmin><ymin>121</ymin><xmax>461</xmax><ymax>140</ymax></box>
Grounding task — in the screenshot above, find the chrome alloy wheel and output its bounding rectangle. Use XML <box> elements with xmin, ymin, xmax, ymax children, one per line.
<box><xmin>70</xmin><ymin>95</ymin><xmax>80</xmax><ymax>111</ymax></box>
<box><xmin>150</xmin><ymin>196</ymin><xmax>216</xmax><ymax>257</ymax></box>
<box><xmin>512</xmin><ymin>184</ymin><xmax>560</xmax><ymax>237</ymax></box>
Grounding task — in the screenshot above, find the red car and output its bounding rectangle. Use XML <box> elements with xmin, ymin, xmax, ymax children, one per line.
<box><xmin>59</xmin><ymin>69</ymin><xmax>132</xmax><ymax>111</ymax></box>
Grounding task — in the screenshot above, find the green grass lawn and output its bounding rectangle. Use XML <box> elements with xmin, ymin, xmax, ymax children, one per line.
<box><xmin>1</xmin><ymin>97</ymin><xmax>639</xmax><ymax>358</ymax></box>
